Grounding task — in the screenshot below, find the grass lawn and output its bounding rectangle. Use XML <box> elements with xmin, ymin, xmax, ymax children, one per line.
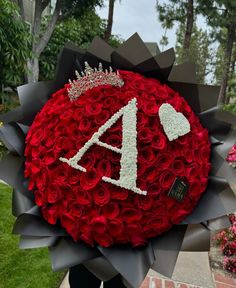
<box><xmin>0</xmin><ymin>183</ymin><xmax>65</xmax><ymax>288</ymax></box>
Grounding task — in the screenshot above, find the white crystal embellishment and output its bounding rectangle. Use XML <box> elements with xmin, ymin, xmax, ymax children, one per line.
<box><xmin>159</xmin><ymin>103</ymin><xmax>191</xmax><ymax>141</ymax></box>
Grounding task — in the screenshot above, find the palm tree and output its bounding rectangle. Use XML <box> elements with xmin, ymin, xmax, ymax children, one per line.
<box><xmin>104</xmin><ymin>0</ymin><xmax>116</xmax><ymax>41</ymax></box>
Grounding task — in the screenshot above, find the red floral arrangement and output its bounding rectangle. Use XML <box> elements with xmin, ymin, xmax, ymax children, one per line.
<box><xmin>24</xmin><ymin>70</ymin><xmax>211</xmax><ymax>247</ymax></box>
<box><xmin>227</xmin><ymin>144</ymin><xmax>236</xmax><ymax>168</ymax></box>
<box><xmin>214</xmin><ymin>213</ymin><xmax>236</xmax><ymax>273</ymax></box>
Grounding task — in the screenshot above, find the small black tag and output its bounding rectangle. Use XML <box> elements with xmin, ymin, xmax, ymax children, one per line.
<box><xmin>168</xmin><ymin>177</ymin><xmax>189</xmax><ymax>202</ymax></box>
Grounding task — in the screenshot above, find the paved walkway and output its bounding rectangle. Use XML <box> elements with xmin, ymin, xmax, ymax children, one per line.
<box><xmin>60</xmin><ymin>270</ymin><xmax>236</xmax><ymax>288</ymax></box>
<box><xmin>141</xmin><ymin>271</ymin><xmax>236</xmax><ymax>288</ymax></box>
<box><xmin>59</xmin><ymin>251</ymin><xmax>236</xmax><ymax>288</ymax></box>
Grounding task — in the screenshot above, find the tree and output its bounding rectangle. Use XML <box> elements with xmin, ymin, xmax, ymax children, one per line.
<box><xmin>0</xmin><ymin>0</ymin><xmax>31</xmax><ymax>89</ymax></box>
<box><xmin>104</xmin><ymin>0</ymin><xmax>115</xmax><ymax>41</ymax></box>
<box><xmin>159</xmin><ymin>29</ymin><xmax>169</xmax><ymax>51</ymax></box>
<box><xmin>175</xmin><ymin>23</ymin><xmax>212</xmax><ymax>83</ymax></box>
<box><xmin>198</xmin><ymin>0</ymin><xmax>236</xmax><ymax>104</ymax></box>
<box><xmin>215</xmin><ymin>36</ymin><xmax>236</xmax><ymax>107</ymax></box>
<box><xmin>39</xmin><ymin>9</ymin><xmax>122</xmax><ymax>81</ymax></box>
<box><xmin>156</xmin><ymin>0</ymin><xmax>195</xmax><ymax>61</ymax></box>
<box><xmin>17</xmin><ymin>0</ymin><xmax>103</xmax><ymax>83</ymax></box>
<box><xmin>39</xmin><ymin>11</ymin><xmax>105</xmax><ymax>80</ymax></box>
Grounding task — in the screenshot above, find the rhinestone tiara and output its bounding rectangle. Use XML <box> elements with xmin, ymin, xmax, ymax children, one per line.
<box><xmin>68</xmin><ymin>62</ymin><xmax>124</xmax><ymax>101</ymax></box>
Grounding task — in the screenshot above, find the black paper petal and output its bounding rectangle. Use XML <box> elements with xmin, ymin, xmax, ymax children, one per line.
<box><xmin>19</xmin><ymin>235</ymin><xmax>59</xmax><ymax>249</ymax></box>
<box><xmin>49</xmin><ymin>238</ymin><xmax>101</xmax><ymax>271</ymax></box>
<box><xmin>151</xmin><ymin>225</ymin><xmax>187</xmax><ymax>277</ymax></box>
<box><xmin>0</xmin><ymin>122</ymin><xmax>25</xmax><ymax>156</ymax></box>
<box><xmin>98</xmin><ymin>243</ymin><xmax>155</xmax><ymax>288</ymax></box>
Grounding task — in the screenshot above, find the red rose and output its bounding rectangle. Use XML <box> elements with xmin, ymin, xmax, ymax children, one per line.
<box><xmin>68</xmin><ymin>169</ymin><xmax>80</xmax><ymax>185</ymax></box>
<box><xmin>137</xmin><ymin>162</ymin><xmax>147</xmax><ymax>177</ymax></box>
<box><xmin>54</xmin><ymin>137</ymin><xmax>73</xmax><ymax>153</ymax></box>
<box><xmin>140</xmin><ymin>147</ymin><xmax>156</xmax><ymax>164</ymax></box>
<box><xmin>34</xmin><ymin>190</ymin><xmax>46</xmax><ymax>206</ymax></box>
<box><xmin>87</xmin><ymin>87</ymin><xmax>104</xmax><ymax>102</ymax></box>
<box><xmin>131</xmin><ymin>235</ymin><xmax>147</xmax><ymax>247</ymax></box>
<box><xmin>138</xmin><ymin>127</ymin><xmax>153</xmax><ymax>143</ymax></box>
<box><xmin>141</xmin><ymin>100</ymin><xmax>159</xmax><ymax>115</ymax></box>
<box><xmin>80</xmin><ymin>232</ymin><xmax>94</xmax><ymax>246</ymax></box>
<box><xmin>41</xmin><ymin>204</ymin><xmax>60</xmax><ymax>225</ymax></box>
<box><xmin>44</xmin><ymin>135</ymin><xmax>54</xmax><ymax>148</ymax></box>
<box><xmin>96</xmin><ymin>159</ymin><xmax>112</xmax><ymax>178</ymax></box>
<box><xmin>121</xmin><ymin>208</ymin><xmax>142</xmax><ymax>223</ymax></box>
<box><xmin>26</xmin><ymin>160</ymin><xmax>41</xmax><ymax>175</ymax></box>
<box><xmin>35</xmin><ymin>169</ymin><xmax>49</xmax><ymax>191</ymax></box>
<box><xmin>143</xmin><ymin>79</ymin><xmax>159</xmax><ymax>95</ymax></box>
<box><xmin>69</xmin><ymin>229</ymin><xmax>80</xmax><ymax>242</ymax></box>
<box><xmin>171</xmin><ymin>198</ymin><xmax>193</xmax><ymax>224</ymax></box>
<box><xmin>143</xmin><ymin>166</ymin><xmax>159</xmax><ymax>182</ymax></box>
<box><xmin>80</xmin><ymin>169</ymin><xmax>100</xmax><ymax>190</ymax></box>
<box><xmin>199</xmin><ymin>146</ymin><xmax>211</xmax><ymax>164</ymax></box>
<box><xmin>93</xmin><ymin>233</ymin><xmax>113</xmax><ymax>247</ymax></box>
<box><xmin>79</xmin><ymin>153</ymin><xmax>96</xmax><ymax>171</ymax></box>
<box><xmin>183</xmin><ymin>149</ymin><xmax>194</xmax><ymax>163</ymax></box>
<box><xmin>85</xmin><ymin>102</ymin><xmax>102</xmax><ymax>116</ymax></box>
<box><xmin>28</xmin><ymin>178</ymin><xmax>35</xmax><ymax>190</ymax></box>
<box><xmin>78</xmin><ymin>216</ymin><xmax>91</xmax><ymax>233</ymax></box>
<box><xmin>156</xmin><ymin>152</ymin><xmax>172</xmax><ymax>169</ymax></box>
<box><xmin>78</xmin><ymin>118</ymin><xmax>92</xmax><ymax>132</ymax></box>
<box><xmin>136</xmin><ymin>196</ymin><xmax>154</xmax><ymax>211</ymax></box>
<box><xmin>91</xmin><ymin>146</ymin><xmax>105</xmax><ymax>159</ymax></box>
<box><xmin>43</xmin><ymin>149</ymin><xmax>58</xmax><ymax>165</ymax></box>
<box><xmin>152</xmin><ymin>132</ymin><xmax>167</xmax><ymax>150</ymax></box>
<box><xmin>54</xmin><ymin>124</ymin><xmax>66</xmax><ymax>137</ymax></box>
<box><xmin>91</xmin><ymin>216</ymin><xmax>108</xmax><ymax>233</ymax></box>
<box><xmin>93</xmin><ymin>184</ymin><xmax>110</xmax><ymax>206</ymax></box>
<box><xmin>186</xmin><ymin>164</ymin><xmax>201</xmax><ymax>182</ymax></box>
<box><xmin>148</xmin><ymin>183</ymin><xmax>161</xmax><ymax>196</ymax></box>
<box><xmin>29</xmin><ymin>128</ymin><xmax>45</xmax><ymax>146</ymax></box>
<box><xmin>94</xmin><ymin>109</ymin><xmax>110</xmax><ymax>125</ymax></box>
<box><xmin>137</xmin><ymin>178</ymin><xmax>148</xmax><ymax>192</ymax></box>
<box><xmin>69</xmin><ymin>203</ymin><xmax>83</xmax><ymax>218</ymax></box>
<box><xmin>126</xmin><ymin>223</ymin><xmax>142</xmax><ymax>236</ymax></box>
<box><xmin>110</xmin><ymin>186</ymin><xmax>129</xmax><ymax>200</ymax></box>
<box><xmin>137</xmin><ymin>112</ymin><xmax>148</xmax><ymax>128</ymax></box>
<box><xmin>46</xmin><ymin>183</ymin><xmax>62</xmax><ymax>203</ymax></box>
<box><xmin>146</xmin><ymin>214</ymin><xmax>169</xmax><ymax>231</ymax></box>
<box><xmin>108</xmin><ymin>150</ymin><xmax>121</xmax><ymax>164</ymax></box>
<box><xmin>102</xmin><ymin>202</ymin><xmax>120</xmax><ymax>219</ymax></box>
<box><xmin>176</xmin><ymin>135</ymin><xmax>189</xmax><ymax>145</ymax></box>
<box><xmin>51</xmin><ymin>165</ymin><xmax>68</xmax><ymax>186</ymax></box>
<box><xmin>201</xmin><ymin>163</ymin><xmax>211</xmax><ymax>178</ymax></box>
<box><xmin>103</xmin><ymin>97</ymin><xmax>118</xmax><ymax>110</ymax></box>
<box><xmin>171</xmin><ymin>159</ymin><xmax>185</xmax><ymax>175</ymax></box>
<box><xmin>59</xmin><ymin>109</ymin><xmax>73</xmax><ymax>121</ymax></box>
<box><xmin>61</xmin><ymin>213</ymin><xmax>78</xmax><ymax>231</ymax></box>
<box><xmin>189</xmin><ymin>181</ymin><xmax>203</xmax><ymax>199</ymax></box>
<box><xmin>159</xmin><ymin>170</ymin><xmax>176</xmax><ymax>189</ymax></box>
<box><xmin>108</xmin><ymin>219</ymin><xmax>124</xmax><ymax>236</ymax></box>
<box><xmin>103</xmin><ymin>133</ymin><xmax>122</xmax><ymax>148</ymax></box>
<box><xmin>75</xmin><ymin>188</ymin><xmax>92</xmax><ymax>205</ymax></box>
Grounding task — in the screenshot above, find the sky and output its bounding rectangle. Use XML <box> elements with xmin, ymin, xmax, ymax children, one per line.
<box><xmin>96</xmin><ymin>0</ymin><xmax>207</xmax><ymax>51</ymax></box>
<box><xmin>96</xmin><ymin>0</ymin><xmax>178</xmax><ymax>50</ymax></box>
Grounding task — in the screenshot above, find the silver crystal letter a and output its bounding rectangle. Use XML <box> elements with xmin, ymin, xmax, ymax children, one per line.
<box><xmin>59</xmin><ymin>98</ymin><xmax>147</xmax><ymax>196</ymax></box>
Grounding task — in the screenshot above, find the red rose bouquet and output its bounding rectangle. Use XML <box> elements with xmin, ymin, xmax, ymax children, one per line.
<box><xmin>0</xmin><ymin>34</ymin><xmax>235</xmax><ymax>288</ymax></box>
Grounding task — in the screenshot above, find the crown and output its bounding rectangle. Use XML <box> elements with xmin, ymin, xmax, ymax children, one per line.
<box><xmin>68</xmin><ymin>62</ymin><xmax>124</xmax><ymax>101</ymax></box>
